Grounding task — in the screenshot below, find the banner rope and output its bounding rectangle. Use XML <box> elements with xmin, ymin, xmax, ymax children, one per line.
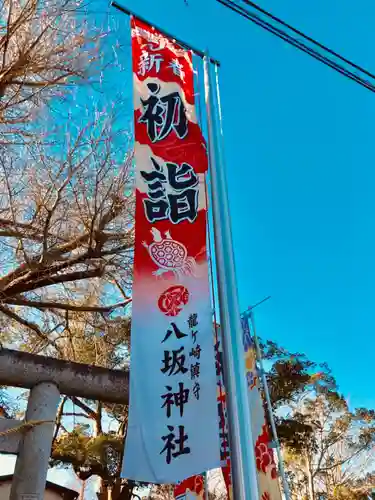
<box><xmin>0</xmin><ymin>420</ymin><xmax>55</xmax><ymax>437</ymax></box>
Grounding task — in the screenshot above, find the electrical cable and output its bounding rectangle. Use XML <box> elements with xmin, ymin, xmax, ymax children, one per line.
<box><xmin>238</xmin><ymin>0</ymin><xmax>375</xmax><ymax>81</ymax></box>
<box><xmin>217</xmin><ymin>0</ymin><xmax>375</xmax><ymax>94</ymax></box>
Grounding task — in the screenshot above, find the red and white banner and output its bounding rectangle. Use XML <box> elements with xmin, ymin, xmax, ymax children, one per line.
<box><xmin>173</xmin><ymin>330</ymin><xmax>231</xmax><ymax>500</ymax></box>
<box><xmin>214</xmin><ymin>328</ymin><xmax>233</xmax><ymax>500</ymax></box>
<box><xmin>122</xmin><ymin>18</ymin><xmax>220</xmax><ymax>484</ymax></box>
<box><xmin>210</xmin><ymin>321</ymin><xmax>281</xmax><ymax>500</ymax></box>
<box><xmin>174</xmin><ymin>475</ymin><xmax>205</xmax><ymax>499</ymax></box>
<box><xmin>242</xmin><ymin>317</ymin><xmax>282</xmax><ymax>500</ymax></box>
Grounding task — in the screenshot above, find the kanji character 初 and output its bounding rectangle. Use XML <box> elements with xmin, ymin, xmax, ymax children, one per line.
<box><xmin>168</xmin><ymin>58</ymin><xmax>185</xmax><ymax>81</ymax></box>
<box><xmin>190</xmin><ymin>362</ymin><xmax>200</xmax><ymax>380</ymax></box>
<box><xmin>162</xmin><ymin>322</ymin><xmax>188</xmax><ymax>343</ymax></box>
<box><xmin>139</xmin><ymin>83</ymin><xmax>188</xmax><ymax>143</ymax></box>
<box><xmin>190</xmin><ymin>345</ymin><xmax>201</xmax><ymax>360</ymax></box>
<box><xmin>160</xmin><ymin>425</ymin><xmax>191</xmax><ymax>465</ymax></box>
<box><xmin>161</xmin><ymin>347</ymin><xmax>188</xmax><ymax>376</ymax></box>
<box><xmin>138</xmin><ymin>50</ymin><xmax>164</xmax><ymax>76</ymax></box>
<box><xmin>161</xmin><ymin>382</ymin><xmax>190</xmax><ymax>418</ymax></box>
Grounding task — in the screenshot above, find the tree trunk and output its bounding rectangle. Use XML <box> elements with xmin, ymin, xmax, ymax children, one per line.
<box><xmin>94</xmin><ymin>401</ymin><xmax>103</xmax><ymax>435</ymax></box>
<box><xmin>97</xmin><ymin>484</ymin><xmax>109</xmax><ymax>500</ymax></box>
<box><xmin>53</xmin><ymin>395</ymin><xmax>67</xmax><ymax>442</ymax></box>
<box><xmin>115</xmin><ymin>483</ymin><xmax>133</xmax><ymax>500</ymax></box>
<box><xmin>306</xmin><ymin>462</ymin><xmax>315</xmax><ymax>500</ymax></box>
<box><xmin>79</xmin><ymin>480</ymin><xmax>86</xmax><ymax>500</ymax></box>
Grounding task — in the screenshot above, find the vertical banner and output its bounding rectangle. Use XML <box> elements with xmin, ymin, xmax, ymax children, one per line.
<box><xmin>214</xmin><ymin>329</ymin><xmax>233</xmax><ymax>498</ymax></box>
<box><xmin>213</xmin><ymin>321</ymin><xmax>282</xmax><ymax>500</ymax></box>
<box><xmin>174</xmin><ymin>475</ymin><xmax>205</xmax><ymax>499</ymax></box>
<box><xmin>173</xmin><ymin>328</ymin><xmax>231</xmax><ymax>500</ymax></box>
<box><xmin>122</xmin><ymin>18</ymin><xmax>220</xmax><ymax>483</ymax></box>
<box><xmin>242</xmin><ymin>317</ymin><xmax>282</xmax><ymax>500</ymax></box>
<box><xmin>173</xmin><ymin>328</ymin><xmax>230</xmax><ymax>500</ymax></box>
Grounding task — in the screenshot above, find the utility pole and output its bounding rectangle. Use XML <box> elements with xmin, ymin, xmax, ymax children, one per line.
<box><xmin>248</xmin><ymin>311</ymin><xmax>290</xmax><ymax>500</ymax></box>
<box><xmin>242</xmin><ymin>297</ymin><xmax>291</xmax><ymax>500</ymax></box>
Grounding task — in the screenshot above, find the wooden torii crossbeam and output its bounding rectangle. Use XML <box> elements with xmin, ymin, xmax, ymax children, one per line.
<box><xmin>0</xmin><ymin>348</ymin><xmax>129</xmax><ymax>500</ymax></box>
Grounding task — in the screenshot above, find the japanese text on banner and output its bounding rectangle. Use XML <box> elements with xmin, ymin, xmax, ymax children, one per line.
<box><xmin>122</xmin><ymin>17</ymin><xmax>220</xmax><ymax>484</ymax></box>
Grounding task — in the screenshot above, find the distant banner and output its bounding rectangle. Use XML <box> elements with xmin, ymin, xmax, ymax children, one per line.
<box><xmin>173</xmin><ymin>329</ymin><xmax>230</xmax><ymax>500</ymax></box>
<box><xmin>173</xmin><ymin>329</ymin><xmax>231</xmax><ymax>500</ymax></box>
<box><xmin>242</xmin><ymin>317</ymin><xmax>282</xmax><ymax>500</ymax></box>
<box><xmin>174</xmin><ymin>475</ymin><xmax>205</xmax><ymax>499</ymax></box>
<box><xmin>122</xmin><ymin>18</ymin><xmax>220</xmax><ymax>483</ymax></box>
<box><xmin>214</xmin><ymin>331</ymin><xmax>231</xmax><ymax>467</ymax></box>
<box><xmin>214</xmin><ymin>328</ymin><xmax>232</xmax><ymax>499</ymax></box>
<box><xmin>213</xmin><ymin>321</ymin><xmax>281</xmax><ymax>500</ymax></box>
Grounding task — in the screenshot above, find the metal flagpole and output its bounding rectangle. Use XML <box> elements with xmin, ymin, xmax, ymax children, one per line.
<box><xmin>248</xmin><ymin>311</ymin><xmax>291</xmax><ymax>500</ymax></box>
<box><xmin>204</xmin><ymin>472</ymin><xmax>209</xmax><ymax>500</ymax></box>
<box><xmin>203</xmin><ymin>54</ymin><xmax>259</xmax><ymax>500</ymax></box>
<box><xmin>111</xmin><ymin>1</ymin><xmax>220</xmax><ymax>66</ymax></box>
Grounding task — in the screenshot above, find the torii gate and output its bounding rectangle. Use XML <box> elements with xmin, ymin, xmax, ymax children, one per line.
<box><xmin>0</xmin><ymin>348</ymin><xmax>129</xmax><ymax>500</ymax></box>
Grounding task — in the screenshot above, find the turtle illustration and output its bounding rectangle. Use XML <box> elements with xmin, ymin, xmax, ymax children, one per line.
<box><xmin>142</xmin><ymin>228</ymin><xmax>197</xmax><ymax>278</ymax></box>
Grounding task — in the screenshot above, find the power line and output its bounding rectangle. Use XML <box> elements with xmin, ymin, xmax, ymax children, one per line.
<box><xmin>238</xmin><ymin>0</ymin><xmax>375</xmax><ymax>80</ymax></box>
<box><xmin>216</xmin><ymin>0</ymin><xmax>375</xmax><ymax>93</ymax></box>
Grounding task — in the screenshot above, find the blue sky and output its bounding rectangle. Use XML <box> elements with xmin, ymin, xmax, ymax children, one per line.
<box><xmin>3</xmin><ymin>0</ymin><xmax>375</xmax><ymax>490</ymax></box>
<box><xmin>115</xmin><ymin>0</ymin><xmax>375</xmax><ymax>410</ymax></box>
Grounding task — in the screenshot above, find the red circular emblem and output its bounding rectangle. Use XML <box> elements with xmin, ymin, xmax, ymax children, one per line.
<box><xmin>158</xmin><ymin>285</ymin><xmax>189</xmax><ymax>317</ymax></box>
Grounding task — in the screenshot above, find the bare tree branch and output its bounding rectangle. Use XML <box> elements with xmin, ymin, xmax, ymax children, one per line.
<box><xmin>4</xmin><ymin>297</ymin><xmax>131</xmax><ymax>312</ymax></box>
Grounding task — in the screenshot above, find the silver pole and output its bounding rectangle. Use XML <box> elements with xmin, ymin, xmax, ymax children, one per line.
<box><xmin>204</xmin><ymin>472</ymin><xmax>209</xmax><ymax>500</ymax></box>
<box><xmin>203</xmin><ymin>55</ymin><xmax>259</xmax><ymax>500</ymax></box>
<box><xmin>249</xmin><ymin>312</ymin><xmax>291</xmax><ymax>500</ymax></box>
